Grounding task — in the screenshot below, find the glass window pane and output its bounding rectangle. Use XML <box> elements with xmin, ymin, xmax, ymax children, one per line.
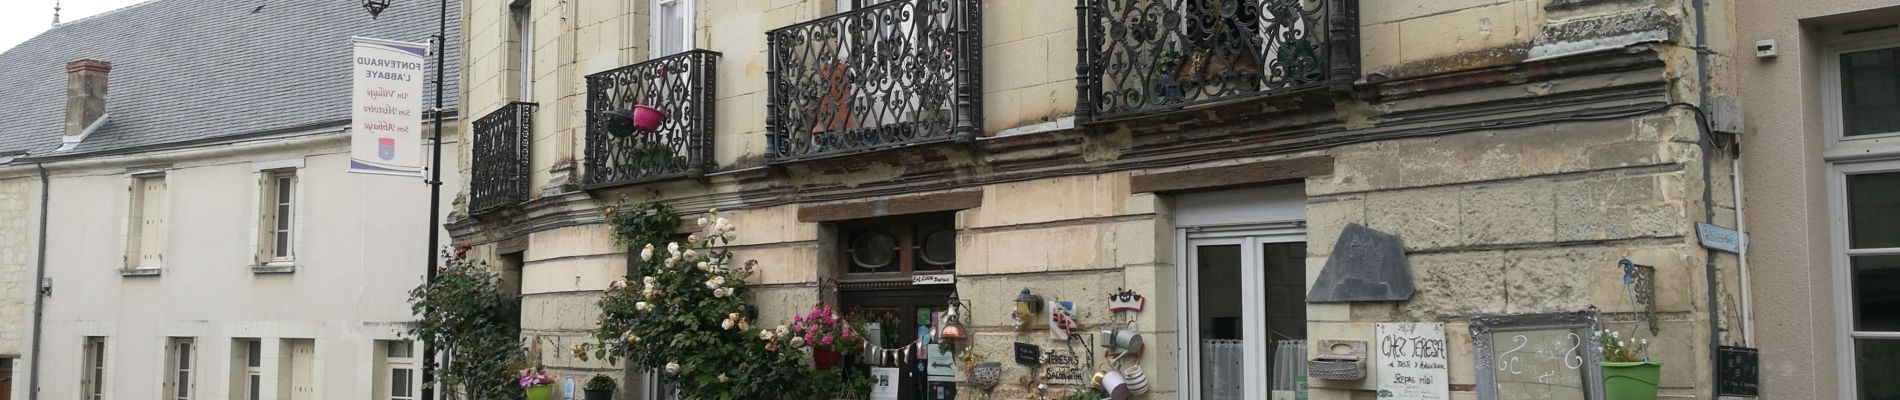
<box><xmin>388</xmin><ymin>340</ymin><xmax>412</xmax><ymax>358</ymax></box>
<box><xmin>178</xmin><ymin>342</ymin><xmax>191</xmax><ymax>366</ymax></box>
<box><xmin>1857</xmin><ymin>339</ymin><xmax>1900</xmax><ymax>398</ymax></box>
<box><xmin>246</xmin><ymin>341</ymin><xmax>261</xmax><ymax>367</ymax></box>
<box><xmin>1841</xmin><ymin>46</ymin><xmax>1900</xmax><ymax>137</ymax></box>
<box><xmin>1262</xmin><ymin>242</ymin><xmax>1307</xmax><ymax>388</ymax></box>
<box><xmin>1854</xmin><ymin>255</ymin><xmax>1900</xmax><ymax>332</ymax></box>
<box><xmin>249</xmin><ymin>375</ymin><xmax>261</xmax><ymax>400</ymax></box>
<box><xmin>1849</xmin><ymin>172</ymin><xmax>1900</xmax><ymax>249</ymax></box>
<box><xmin>392</xmin><ymin>369</ymin><xmax>414</xmax><ymax>396</ymax></box>
<box><xmin>177</xmin><ymin>370</ymin><xmax>190</xmax><ymax>397</ymax></box>
<box><xmin>1196</xmin><ymin>244</ymin><xmax>1243</xmax><ymax>400</ymax></box>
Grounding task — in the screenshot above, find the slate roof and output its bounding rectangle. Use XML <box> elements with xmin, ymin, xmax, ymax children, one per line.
<box><xmin>0</xmin><ymin>0</ymin><xmax>461</xmax><ymax>158</ymax></box>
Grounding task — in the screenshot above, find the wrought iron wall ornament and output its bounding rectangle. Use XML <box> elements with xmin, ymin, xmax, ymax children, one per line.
<box><xmin>1469</xmin><ymin>309</ymin><xmax>1608</xmax><ymax>400</ymax></box>
<box><xmin>584</xmin><ymin>50</ymin><xmax>718</xmax><ymax>189</ymax></box>
<box><xmin>470</xmin><ymin>101</ymin><xmax>536</xmax><ymax>215</ymax></box>
<box><xmin>1075</xmin><ymin>0</ymin><xmax>1359</xmax><ymax>120</ymax></box>
<box><xmin>764</xmin><ymin>0</ymin><xmax>983</xmax><ymax>162</ymax></box>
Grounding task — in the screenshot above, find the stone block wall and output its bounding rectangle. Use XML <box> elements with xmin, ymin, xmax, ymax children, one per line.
<box><xmin>0</xmin><ymin>176</ymin><xmax>35</xmax><ymax>358</ymax></box>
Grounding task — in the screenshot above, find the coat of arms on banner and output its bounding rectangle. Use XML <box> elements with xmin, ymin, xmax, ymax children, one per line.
<box><xmin>378</xmin><ymin>138</ymin><xmax>396</xmax><ymax>160</ymax></box>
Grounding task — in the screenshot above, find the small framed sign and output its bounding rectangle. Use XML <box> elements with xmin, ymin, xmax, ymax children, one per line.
<box><xmin>1717</xmin><ymin>346</ymin><xmax>1760</xmax><ymax>397</ymax></box>
<box><xmin>912</xmin><ymin>273</ymin><xmax>955</xmax><ymax>285</ymax></box>
<box><xmin>1470</xmin><ymin>310</ymin><xmax>1605</xmax><ymax>400</ymax></box>
<box><xmin>1014</xmin><ymin>342</ymin><xmax>1042</xmax><ymax>366</ymax></box>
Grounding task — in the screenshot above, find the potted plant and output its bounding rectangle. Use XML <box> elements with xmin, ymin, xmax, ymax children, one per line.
<box><xmin>519</xmin><ymin>367</ymin><xmax>555</xmax><ymax>400</ymax></box>
<box><xmin>583</xmin><ymin>375</ymin><xmax>615</xmax><ymax>400</ymax></box>
<box><xmin>1597</xmin><ymin>328</ymin><xmax>1661</xmax><ymax>400</ymax></box>
<box><xmin>788</xmin><ymin>303</ymin><xmax>862</xmax><ymax>370</ymax></box>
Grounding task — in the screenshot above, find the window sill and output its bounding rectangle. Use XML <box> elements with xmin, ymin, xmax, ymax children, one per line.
<box><xmin>251</xmin><ymin>264</ymin><xmax>296</xmax><ymax>274</ymax></box>
<box><xmin>119</xmin><ymin>268</ymin><xmax>162</xmax><ymax>277</ymax></box>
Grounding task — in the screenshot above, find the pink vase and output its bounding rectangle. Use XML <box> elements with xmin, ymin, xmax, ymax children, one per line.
<box><xmin>630</xmin><ymin>105</ymin><xmax>665</xmax><ymax>132</ymax></box>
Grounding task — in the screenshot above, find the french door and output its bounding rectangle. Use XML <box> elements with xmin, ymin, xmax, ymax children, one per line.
<box><xmin>1179</xmin><ymin>224</ymin><xmax>1307</xmax><ymax>400</ymax></box>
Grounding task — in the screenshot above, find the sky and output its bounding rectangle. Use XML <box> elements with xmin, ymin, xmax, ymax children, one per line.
<box><xmin>0</xmin><ymin>0</ymin><xmax>152</xmax><ymax>53</ymax></box>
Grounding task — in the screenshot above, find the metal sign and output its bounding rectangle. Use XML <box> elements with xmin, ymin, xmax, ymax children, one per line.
<box><xmin>1014</xmin><ymin>342</ymin><xmax>1042</xmax><ymax>366</ymax></box>
<box><xmin>911</xmin><ymin>273</ymin><xmax>955</xmax><ymax>285</ymax></box>
<box><xmin>1718</xmin><ymin>346</ymin><xmax>1760</xmax><ymax>397</ymax></box>
<box><xmin>1696</xmin><ymin>222</ymin><xmax>1746</xmax><ymax>254</ymax></box>
<box><xmin>348</xmin><ymin>37</ymin><xmax>428</xmax><ymax>177</ymax></box>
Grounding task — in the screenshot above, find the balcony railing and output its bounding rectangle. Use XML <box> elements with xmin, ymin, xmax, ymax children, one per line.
<box><xmin>1076</xmin><ymin>0</ymin><xmax>1359</xmax><ymax>120</ymax></box>
<box><xmin>584</xmin><ymin>50</ymin><xmax>719</xmax><ymax>189</ymax></box>
<box><xmin>469</xmin><ymin>101</ymin><xmax>536</xmax><ymax>215</ymax></box>
<box><xmin>765</xmin><ymin>0</ymin><xmax>982</xmax><ymax>163</ymax></box>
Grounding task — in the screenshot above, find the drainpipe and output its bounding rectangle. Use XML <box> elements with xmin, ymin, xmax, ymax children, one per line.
<box><xmin>28</xmin><ymin>163</ymin><xmax>50</xmax><ymax>400</ymax></box>
<box><xmin>1689</xmin><ymin>0</ymin><xmax>1724</xmax><ymax>398</ymax></box>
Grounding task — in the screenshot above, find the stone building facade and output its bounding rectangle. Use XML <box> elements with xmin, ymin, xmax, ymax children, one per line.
<box><xmin>451</xmin><ymin>0</ymin><xmax>1747</xmax><ymax>399</ymax></box>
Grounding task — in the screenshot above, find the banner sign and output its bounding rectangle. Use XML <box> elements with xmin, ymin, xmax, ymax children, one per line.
<box><xmin>349</xmin><ymin>37</ymin><xmax>428</xmax><ymax>176</ymax></box>
<box><xmin>1377</xmin><ymin>322</ymin><xmax>1450</xmax><ymax>400</ymax></box>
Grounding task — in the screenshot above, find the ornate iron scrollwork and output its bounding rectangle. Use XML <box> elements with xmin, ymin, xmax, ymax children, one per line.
<box><xmin>1077</xmin><ymin>0</ymin><xmax>1358</xmax><ymax>120</ymax></box>
<box><xmin>470</xmin><ymin>101</ymin><xmax>535</xmax><ymax>215</ymax></box>
<box><xmin>584</xmin><ymin>50</ymin><xmax>719</xmax><ymax>189</ymax></box>
<box><xmin>765</xmin><ymin>0</ymin><xmax>983</xmax><ymax>162</ymax></box>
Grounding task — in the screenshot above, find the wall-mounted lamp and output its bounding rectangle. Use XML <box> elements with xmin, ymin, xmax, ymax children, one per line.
<box><xmin>941</xmin><ymin>294</ymin><xmax>969</xmax><ymax>341</ymax></box>
<box><xmin>1012</xmin><ymin>288</ymin><xmax>1043</xmax><ymax>329</ymax></box>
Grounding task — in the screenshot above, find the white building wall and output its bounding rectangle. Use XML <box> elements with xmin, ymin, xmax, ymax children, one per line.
<box><xmin>14</xmin><ymin>127</ymin><xmax>458</xmax><ymax>400</ymax></box>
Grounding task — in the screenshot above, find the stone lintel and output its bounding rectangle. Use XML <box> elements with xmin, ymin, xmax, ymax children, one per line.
<box><xmin>1130</xmin><ymin>155</ymin><xmax>1335</xmax><ymax>194</ymax></box>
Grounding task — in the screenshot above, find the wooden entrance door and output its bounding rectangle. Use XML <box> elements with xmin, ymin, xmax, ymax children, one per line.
<box><xmin>839</xmin><ymin>287</ymin><xmax>953</xmax><ymax>400</ymax></box>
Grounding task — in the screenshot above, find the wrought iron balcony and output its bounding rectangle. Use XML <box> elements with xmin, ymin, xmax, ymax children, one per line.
<box><xmin>469</xmin><ymin>101</ymin><xmax>536</xmax><ymax>215</ymax></box>
<box><xmin>765</xmin><ymin>0</ymin><xmax>983</xmax><ymax>163</ymax></box>
<box><xmin>1076</xmin><ymin>0</ymin><xmax>1360</xmax><ymax>121</ymax></box>
<box><xmin>584</xmin><ymin>50</ymin><xmax>719</xmax><ymax>189</ymax></box>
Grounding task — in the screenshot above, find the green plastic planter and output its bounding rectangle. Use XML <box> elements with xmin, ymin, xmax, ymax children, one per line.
<box><xmin>525</xmin><ymin>384</ymin><xmax>554</xmax><ymax>400</ymax></box>
<box><xmin>1600</xmin><ymin>361</ymin><xmax>1662</xmax><ymax>400</ymax></box>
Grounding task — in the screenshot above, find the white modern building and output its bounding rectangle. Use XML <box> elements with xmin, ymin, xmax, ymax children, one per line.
<box><xmin>0</xmin><ymin>1</ymin><xmax>461</xmax><ymax>399</ymax></box>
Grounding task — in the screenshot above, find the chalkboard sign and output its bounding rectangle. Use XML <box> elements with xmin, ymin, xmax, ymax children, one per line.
<box><xmin>1717</xmin><ymin>346</ymin><xmax>1759</xmax><ymax>397</ymax></box>
<box><xmin>1014</xmin><ymin>342</ymin><xmax>1042</xmax><ymax>366</ymax></box>
<box><xmin>1470</xmin><ymin>310</ymin><xmax>1605</xmax><ymax>400</ymax></box>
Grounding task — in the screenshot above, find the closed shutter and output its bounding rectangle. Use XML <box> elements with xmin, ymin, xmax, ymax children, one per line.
<box><xmin>287</xmin><ymin>341</ymin><xmax>314</xmax><ymax>400</ymax></box>
<box><xmin>139</xmin><ymin>177</ymin><xmax>167</xmax><ymax>268</ymax></box>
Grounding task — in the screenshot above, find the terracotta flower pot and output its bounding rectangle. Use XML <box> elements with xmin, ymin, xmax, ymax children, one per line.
<box><xmin>814</xmin><ymin>348</ymin><xmax>844</xmax><ymax>370</ymax></box>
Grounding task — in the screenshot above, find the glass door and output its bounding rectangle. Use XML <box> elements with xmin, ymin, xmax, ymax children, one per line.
<box><xmin>1181</xmin><ymin>225</ymin><xmax>1306</xmax><ymax>400</ymax></box>
<box><xmin>841</xmin><ymin>288</ymin><xmax>953</xmax><ymax>400</ymax></box>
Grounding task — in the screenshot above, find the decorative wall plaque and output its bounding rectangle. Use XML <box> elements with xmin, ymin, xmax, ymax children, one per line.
<box><xmin>1718</xmin><ymin>346</ymin><xmax>1760</xmax><ymax>397</ymax></box>
<box><xmin>1307</xmin><ymin>224</ymin><xmax>1415</xmax><ymax>303</ymax></box>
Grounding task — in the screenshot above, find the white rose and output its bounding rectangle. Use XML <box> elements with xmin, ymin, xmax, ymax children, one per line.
<box><xmin>683</xmin><ymin>249</ymin><xmax>698</xmax><ymax>261</ymax></box>
<box><xmin>639</xmin><ymin>245</ymin><xmax>654</xmax><ymax>261</ymax></box>
<box><xmin>635</xmin><ymin>302</ymin><xmax>652</xmax><ymax>312</ymax></box>
<box><xmin>722</xmin><ymin>319</ymin><xmax>736</xmax><ymax>330</ymax></box>
<box><xmin>776</xmin><ymin>325</ymin><xmax>790</xmax><ymax>335</ymax></box>
<box><xmin>697</xmin><ymin>261</ymin><xmax>710</xmax><ymax>271</ymax></box>
<box><xmin>667</xmin><ymin>242</ymin><xmax>680</xmax><ymax>254</ymax></box>
<box><xmin>711</xmin><ymin>276</ymin><xmax>726</xmax><ymax>286</ymax></box>
<box><xmin>697</xmin><ymin>217</ymin><xmax>709</xmax><ymax>227</ymax></box>
<box><xmin>664</xmin><ymin>362</ymin><xmax>680</xmax><ymax>374</ymax></box>
<box><xmin>790</xmin><ymin>336</ymin><xmax>806</xmax><ymax>348</ymax></box>
<box><xmin>643</xmin><ymin>276</ymin><xmax>657</xmax><ymax>286</ymax></box>
<box><xmin>714</xmin><ymin>288</ymin><xmax>731</xmax><ymax>298</ymax></box>
<box><xmin>718</xmin><ymin>374</ymin><xmax>729</xmax><ymax>383</ymax></box>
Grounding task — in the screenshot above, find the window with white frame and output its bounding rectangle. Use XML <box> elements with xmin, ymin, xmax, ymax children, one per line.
<box><xmin>1826</xmin><ymin>27</ymin><xmax>1900</xmax><ymax>400</ymax></box>
<box><xmin>650</xmin><ymin>0</ymin><xmax>693</xmax><ymax>57</ymax></box>
<box><xmin>1174</xmin><ymin>186</ymin><xmax>1308</xmax><ymax>400</ymax></box>
<box><xmin>165</xmin><ymin>337</ymin><xmax>195</xmax><ymax>400</ymax></box>
<box><xmin>82</xmin><ymin>336</ymin><xmax>106</xmax><ymax>400</ymax></box>
<box><xmin>375</xmin><ymin>340</ymin><xmax>420</xmax><ymax>400</ymax></box>
<box><xmin>231</xmin><ymin>339</ymin><xmax>261</xmax><ymax>400</ymax></box>
<box><xmin>510</xmin><ymin>1</ymin><xmax>533</xmax><ymax>100</ymax></box>
<box><xmin>127</xmin><ymin>173</ymin><xmax>168</xmax><ymax>269</ymax></box>
<box><xmin>258</xmin><ymin>170</ymin><xmax>297</xmax><ymax>264</ymax></box>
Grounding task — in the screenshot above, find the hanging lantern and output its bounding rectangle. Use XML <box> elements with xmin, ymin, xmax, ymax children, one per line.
<box><xmin>360</xmin><ymin>0</ymin><xmax>391</xmax><ymax>18</ymax></box>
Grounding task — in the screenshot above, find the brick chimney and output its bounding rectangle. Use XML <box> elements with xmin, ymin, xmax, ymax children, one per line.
<box><xmin>64</xmin><ymin>59</ymin><xmax>110</xmax><ymax>138</ymax></box>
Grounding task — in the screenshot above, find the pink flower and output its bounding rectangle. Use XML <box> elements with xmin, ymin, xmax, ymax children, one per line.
<box><xmin>843</xmin><ymin>328</ymin><xmax>854</xmax><ymax>338</ymax></box>
<box><xmin>821</xmin><ymin>335</ymin><xmax>835</xmax><ymax>345</ymax></box>
<box><xmin>805</xmin><ymin>332</ymin><xmax>815</xmax><ymax>343</ymax></box>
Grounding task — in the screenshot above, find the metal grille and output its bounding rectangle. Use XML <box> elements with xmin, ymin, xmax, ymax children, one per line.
<box><xmin>469</xmin><ymin>101</ymin><xmax>535</xmax><ymax>215</ymax></box>
<box><xmin>1076</xmin><ymin>0</ymin><xmax>1359</xmax><ymax>120</ymax></box>
<box><xmin>764</xmin><ymin>0</ymin><xmax>983</xmax><ymax>162</ymax></box>
<box><xmin>584</xmin><ymin>50</ymin><xmax>719</xmax><ymax>189</ymax></box>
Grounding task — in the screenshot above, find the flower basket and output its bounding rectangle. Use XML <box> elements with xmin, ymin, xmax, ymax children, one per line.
<box><xmin>1601</xmin><ymin>361</ymin><xmax>1662</xmax><ymax>400</ymax></box>
<box><xmin>525</xmin><ymin>384</ymin><xmax>554</xmax><ymax>400</ymax></box>
<box><xmin>814</xmin><ymin>348</ymin><xmax>844</xmax><ymax>370</ymax></box>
